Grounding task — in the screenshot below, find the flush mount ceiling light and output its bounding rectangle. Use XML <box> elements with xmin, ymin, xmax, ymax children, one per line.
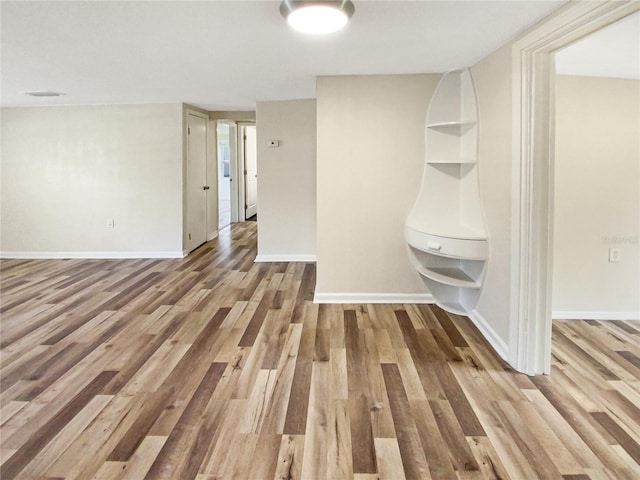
<box><xmin>280</xmin><ymin>1</ymin><xmax>355</xmax><ymax>35</ymax></box>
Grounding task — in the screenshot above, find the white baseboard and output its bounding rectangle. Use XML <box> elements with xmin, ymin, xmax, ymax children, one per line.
<box><xmin>0</xmin><ymin>251</ymin><xmax>186</xmax><ymax>259</ymax></box>
<box><xmin>254</xmin><ymin>254</ymin><xmax>317</xmax><ymax>263</ymax></box>
<box><xmin>314</xmin><ymin>292</ymin><xmax>434</xmax><ymax>304</ymax></box>
<box><xmin>553</xmin><ymin>311</ymin><xmax>640</xmax><ymax>321</ymax></box>
<box><xmin>207</xmin><ymin>231</ymin><xmax>219</xmax><ymax>241</ymax></box>
<box><xmin>468</xmin><ymin>309</ymin><xmax>509</xmax><ymax>360</ymax></box>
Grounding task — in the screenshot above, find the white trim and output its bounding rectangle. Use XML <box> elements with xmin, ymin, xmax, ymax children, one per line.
<box><xmin>509</xmin><ymin>0</ymin><xmax>639</xmax><ymax>375</ymax></box>
<box><xmin>207</xmin><ymin>231</ymin><xmax>219</xmax><ymax>241</ymax></box>
<box><xmin>254</xmin><ymin>254</ymin><xmax>317</xmax><ymax>263</ymax></box>
<box><xmin>552</xmin><ymin>311</ymin><xmax>640</xmax><ymax>321</ymax></box>
<box><xmin>314</xmin><ymin>293</ymin><xmax>434</xmax><ymax>304</ymax></box>
<box><xmin>0</xmin><ymin>251</ymin><xmax>186</xmax><ymax>259</ymax></box>
<box><xmin>185</xmin><ymin>108</ymin><xmax>210</xmax><ymax>121</ymax></box>
<box><xmin>468</xmin><ymin>309</ymin><xmax>509</xmax><ymax>360</ymax></box>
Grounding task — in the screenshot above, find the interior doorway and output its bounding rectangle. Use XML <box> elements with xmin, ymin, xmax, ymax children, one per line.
<box><xmin>237</xmin><ymin>122</ymin><xmax>257</xmax><ymax>222</ymax></box>
<box><xmin>552</xmin><ymin>13</ymin><xmax>640</xmax><ymax>322</ymax></box>
<box><xmin>216</xmin><ymin>122</ymin><xmax>232</xmax><ymax>230</ymax></box>
<box><xmin>509</xmin><ymin>1</ymin><xmax>638</xmax><ymax>375</ymax></box>
<box><xmin>243</xmin><ymin>125</ymin><xmax>258</xmax><ymax>219</ymax></box>
<box><xmin>216</xmin><ymin>120</ymin><xmax>239</xmax><ymax>228</ymax></box>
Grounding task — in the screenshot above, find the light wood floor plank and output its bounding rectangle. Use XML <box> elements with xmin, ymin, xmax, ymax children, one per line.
<box><xmin>1</xmin><ymin>222</ymin><xmax>639</xmax><ymax>479</ymax></box>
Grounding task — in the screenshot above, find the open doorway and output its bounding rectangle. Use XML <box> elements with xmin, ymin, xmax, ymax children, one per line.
<box><xmin>217</xmin><ymin>121</ymin><xmax>232</xmax><ymax>230</ymax></box>
<box><xmin>509</xmin><ymin>1</ymin><xmax>639</xmax><ymax>375</ymax></box>
<box><xmin>243</xmin><ymin>124</ymin><xmax>258</xmax><ymax>220</ymax></box>
<box><xmin>237</xmin><ymin>122</ymin><xmax>258</xmax><ymax>222</ymax></box>
<box><xmin>216</xmin><ymin>119</ymin><xmax>256</xmax><ymax>225</ymax></box>
<box><xmin>552</xmin><ymin>12</ymin><xmax>640</xmax><ymax>322</ymax></box>
<box><xmin>216</xmin><ymin>120</ymin><xmax>240</xmax><ymax>228</ymax></box>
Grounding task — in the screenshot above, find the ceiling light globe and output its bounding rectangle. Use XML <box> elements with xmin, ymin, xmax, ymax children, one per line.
<box><xmin>287</xmin><ymin>5</ymin><xmax>348</xmax><ymax>34</ymax></box>
<box><xmin>280</xmin><ymin>1</ymin><xmax>355</xmax><ymax>35</ymax></box>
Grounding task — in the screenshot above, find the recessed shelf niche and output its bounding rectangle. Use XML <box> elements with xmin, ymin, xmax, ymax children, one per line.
<box><xmin>405</xmin><ymin>69</ymin><xmax>487</xmax><ymax>315</ymax></box>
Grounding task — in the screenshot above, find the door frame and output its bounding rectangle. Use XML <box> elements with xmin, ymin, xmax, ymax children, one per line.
<box><xmin>216</xmin><ymin>119</ymin><xmax>237</xmax><ymax>228</ymax></box>
<box><xmin>509</xmin><ymin>0</ymin><xmax>639</xmax><ymax>375</ymax></box>
<box><xmin>237</xmin><ymin>121</ymin><xmax>257</xmax><ymax>222</ymax></box>
<box><xmin>243</xmin><ymin>124</ymin><xmax>258</xmax><ymax>219</ymax></box>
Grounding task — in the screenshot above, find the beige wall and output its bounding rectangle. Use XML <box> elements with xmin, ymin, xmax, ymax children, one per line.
<box><xmin>315</xmin><ymin>74</ymin><xmax>440</xmax><ymax>300</ymax></box>
<box><xmin>256</xmin><ymin>99</ymin><xmax>316</xmax><ymax>259</ymax></box>
<box><xmin>553</xmin><ymin>75</ymin><xmax>640</xmax><ymax>317</ymax></box>
<box><xmin>1</xmin><ymin>104</ymin><xmax>184</xmax><ymax>256</ymax></box>
<box><xmin>469</xmin><ymin>44</ymin><xmax>514</xmax><ymax>345</ymax></box>
<box><xmin>314</xmin><ymin>66</ymin><xmax>515</xmax><ymax>348</ymax></box>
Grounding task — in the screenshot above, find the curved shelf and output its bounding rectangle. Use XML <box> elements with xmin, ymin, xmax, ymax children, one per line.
<box><xmin>427</xmin><ymin>158</ymin><xmax>476</xmax><ymax>165</ymax></box>
<box><xmin>426</xmin><ymin>121</ymin><xmax>476</xmax><ymax>129</ymax></box>
<box><xmin>415</xmin><ymin>264</ymin><xmax>481</xmax><ymax>289</ymax></box>
<box><xmin>406</xmin><ymin>222</ymin><xmax>486</xmax><ymax>242</ymax></box>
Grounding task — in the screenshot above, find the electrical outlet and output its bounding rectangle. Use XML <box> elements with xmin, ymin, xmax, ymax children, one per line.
<box><xmin>609</xmin><ymin>247</ymin><xmax>621</xmax><ymax>263</ymax></box>
<box><xmin>106</xmin><ymin>218</ymin><xmax>115</xmax><ymax>229</ymax></box>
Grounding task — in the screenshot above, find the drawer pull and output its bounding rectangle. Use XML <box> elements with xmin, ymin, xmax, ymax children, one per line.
<box><xmin>427</xmin><ymin>242</ymin><xmax>442</xmax><ymax>252</ymax></box>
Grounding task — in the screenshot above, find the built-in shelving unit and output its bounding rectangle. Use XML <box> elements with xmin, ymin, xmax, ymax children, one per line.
<box><xmin>405</xmin><ymin>69</ymin><xmax>487</xmax><ymax>315</ymax></box>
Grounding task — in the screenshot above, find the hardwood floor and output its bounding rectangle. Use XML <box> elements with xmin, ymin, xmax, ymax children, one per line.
<box><xmin>1</xmin><ymin>222</ymin><xmax>639</xmax><ymax>479</ymax></box>
<box><xmin>218</xmin><ymin>176</ymin><xmax>230</xmax><ymax>230</ymax></box>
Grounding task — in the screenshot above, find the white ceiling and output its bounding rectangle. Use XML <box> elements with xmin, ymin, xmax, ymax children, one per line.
<box><xmin>556</xmin><ymin>11</ymin><xmax>640</xmax><ymax>80</ymax></box>
<box><xmin>1</xmin><ymin>0</ymin><xmax>566</xmax><ymax>111</ymax></box>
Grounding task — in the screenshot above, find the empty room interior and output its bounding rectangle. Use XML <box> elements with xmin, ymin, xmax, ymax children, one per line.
<box><xmin>1</xmin><ymin>1</ymin><xmax>639</xmax><ymax>479</ymax></box>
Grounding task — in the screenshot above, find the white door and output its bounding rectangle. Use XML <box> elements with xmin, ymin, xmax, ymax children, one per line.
<box><xmin>187</xmin><ymin>112</ymin><xmax>208</xmax><ymax>252</ymax></box>
<box><xmin>244</xmin><ymin>125</ymin><xmax>258</xmax><ymax>218</ymax></box>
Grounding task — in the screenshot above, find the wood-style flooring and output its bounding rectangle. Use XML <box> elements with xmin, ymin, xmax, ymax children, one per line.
<box><xmin>1</xmin><ymin>222</ymin><xmax>639</xmax><ymax>479</ymax></box>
